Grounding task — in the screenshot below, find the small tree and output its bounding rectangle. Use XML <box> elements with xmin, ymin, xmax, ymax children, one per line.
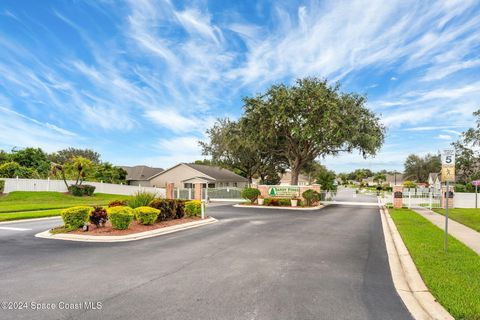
<box><xmin>51</xmin><ymin>156</ymin><xmax>93</xmax><ymax>190</ymax></box>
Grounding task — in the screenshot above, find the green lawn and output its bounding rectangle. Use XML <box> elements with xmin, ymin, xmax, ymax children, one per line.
<box><xmin>0</xmin><ymin>192</ymin><xmax>131</xmax><ymax>221</ymax></box>
<box><xmin>0</xmin><ymin>191</ymin><xmax>131</xmax><ymax>213</ymax></box>
<box><xmin>434</xmin><ymin>208</ymin><xmax>480</xmax><ymax>232</ymax></box>
<box><xmin>390</xmin><ymin>208</ymin><xmax>480</xmax><ymax>319</ymax></box>
<box><xmin>0</xmin><ymin>209</ymin><xmax>63</xmax><ymax>222</ymax></box>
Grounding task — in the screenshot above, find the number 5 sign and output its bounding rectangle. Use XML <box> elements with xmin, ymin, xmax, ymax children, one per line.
<box><xmin>441</xmin><ymin>149</ymin><xmax>455</xmax><ymax>182</ymax></box>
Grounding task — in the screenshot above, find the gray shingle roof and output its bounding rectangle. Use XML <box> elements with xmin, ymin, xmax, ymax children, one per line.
<box><xmin>120</xmin><ymin>165</ymin><xmax>164</xmax><ymax>181</ymax></box>
<box><xmin>184</xmin><ymin>163</ymin><xmax>249</xmax><ymax>182</ymax></box>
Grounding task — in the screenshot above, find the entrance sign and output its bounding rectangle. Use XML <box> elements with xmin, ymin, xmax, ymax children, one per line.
<box><xmin>472</xmin><ymin>180</ymin><xmax>480</xmax><ymax>187</ymax></box>
<box><xmin>268</xmin><ymin>186</ymin><xmax>300</xmax><ymax>197</ymax></box>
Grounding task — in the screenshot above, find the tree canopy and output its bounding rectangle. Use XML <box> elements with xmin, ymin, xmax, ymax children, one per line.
<box><xmin>241</xmin><ymin>78</ymin><xmax>385</xmax><ymax>184</ymax></box>
<box><xmin>403</xmin><ymin>153</ymin><xmax>441</xmax><ymax>183</ymax></box>
<box><xmin>453</xmin><ymin>108</ymin><xmax>480</xmax><ymax>183</ymax></box>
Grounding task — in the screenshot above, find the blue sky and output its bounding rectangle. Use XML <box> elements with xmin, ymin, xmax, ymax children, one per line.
<box><xmin>0</xmin><ymin>0</ymin><xmax>479</xmax><ymax>173</ymax></box>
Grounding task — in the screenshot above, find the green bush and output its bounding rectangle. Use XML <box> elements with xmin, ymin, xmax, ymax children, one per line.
<box><xmin>68</xmin><ymin>184</ymin><xmax>96</xmax><ymax>197</ymax></box>
<box><xmin>175</xmin><ymin>200</ymin><xmax>186</xmax><ymax>219</ymax></box>
<box><xmin>454</xmin><ymin>183</ymin><xmax>475</xmax><ymax>193</ymax></box>
<box><xmin>134</xmin><ymin>206</ymin><xmax>160</xmax><ymax>225</ymax></box>
<box><xmin>0</xmin><ymin>161</ymin><xmax>39</xmax><ymax>178</ymax></box>
<box><xmin>61</xmin><ymin>206</ymin><xmax>92</xmax><ymax>229</ymax></box>
<box><xmin>107</xmin><ymin>206</ymin><xmax>134</xmax><ymax>230</ymax></box>
<box><xmin>264</xmin><ymin>198</ymin><xmax>291</xmax><ymax>206</ymax></box>
<box><xmin>185</xmin><ymin>200</ymin><xmax>202</xmax><ymax>217</ymax></box>
<box><xmin>0</xmin><ymin>180</ymin><xmax>4</xmax><ymax>193</ymax></box>
<box><xmin>128</xmin><ymin>191</ymin><xmax>156</xmax><ymax>209</ymax></box>
<box><xmin>302</xmin><ymin>190</ymin><xmax>320</xmax><ymax>206</ymax></box>
<box><xmin>241</xmin><ymin>188</ymin><xmax>261</xmax><ymax>203</ymax></box>
<box><xmin>148</xmin><ymin>199</ymin><xmax>178</xmax><ymax>221</ymax></box>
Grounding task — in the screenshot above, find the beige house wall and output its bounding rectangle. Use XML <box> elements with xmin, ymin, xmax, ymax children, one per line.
<box><xmin>149</xmin><ymin>164</ymin><xmax>209</xmax><ymax>188</ymax></box>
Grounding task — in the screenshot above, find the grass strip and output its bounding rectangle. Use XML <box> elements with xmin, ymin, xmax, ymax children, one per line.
<box><xmin>434</xmin><ymin>208</ymin><xmax>480</xmax><ymax>232</ymax></box>
<box><xmin>0</xmin><ymin>209</ymin><xmax>63</xmax><ymax>222</ymax></box>
<box><xmin>390</xmin><ymin>208</ymin><xmax>480</xmax><ymax>320</ymax></box>
<box><xmin>0</xmin><ymin>191</ymin><xmax>131</xmax><ymax>213</ymax></box>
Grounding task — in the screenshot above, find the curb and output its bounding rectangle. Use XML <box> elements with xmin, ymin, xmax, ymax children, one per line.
<box><xmin>35</xmin><ymin>217</ymin><xmax>218</xmax><ymax>242</ymax></box>
<box><xmin>380</xmin><ymin>206</ymin><xmax>453</xmax><ymax>320</ymax></box>
<box><xmin>0</xmin><ymin>216</ymin><xmax>61</xmax><ymax>225</ymax></box>
<box><xmin>232</xmin><ymin>204</ymin><xmax>325</xmax><ymax>211</ymax></box>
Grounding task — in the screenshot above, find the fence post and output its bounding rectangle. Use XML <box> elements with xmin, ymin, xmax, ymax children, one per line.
<box><xmin>429</xmin><ymin>192</ymin><xmax>432</xmax><ymax>210</ymax></box>
<box><xmin>16</xmin><ymin>176</ymin><xmax>19</xmax><ymax>191</ymax></box>
<box><xmin>47</xmin><ymin>177</ymin><xmax>50</xmax><ymax>191</ymax></box>
<box><xmin>408</xmin><ymin>191</ymin><xmax>411</xmax><ymax>208</ymax></box>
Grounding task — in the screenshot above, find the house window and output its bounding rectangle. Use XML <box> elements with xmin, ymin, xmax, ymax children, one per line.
<box><xmin>184</xmin><ymin>183</ymin><xmax>193</xmax><ymax>188</ymax></box>
<box><xmin>208</xmin><ymin>183</ymin><xmax>215</xmax><ymax>188</ymax></box>
<box><xmin>225</xmin><ymin>182</ymin><xmax>229</xmax><ymax>187</ymax></box>
<box><xmin>234</xmin><ymin>182</ymin><xmax>237</xmax><ymax>187</ymax></box>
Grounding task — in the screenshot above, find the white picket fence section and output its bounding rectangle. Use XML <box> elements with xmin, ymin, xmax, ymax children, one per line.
<box><xmin>0</xmin><ymin>178</ymin><xmax>166</xmax><ymax>197</ymax></box>
<box><xmin>379</xmin><ymin>190</ymin><xmax>479</xmax><ymax>209</ymax></box>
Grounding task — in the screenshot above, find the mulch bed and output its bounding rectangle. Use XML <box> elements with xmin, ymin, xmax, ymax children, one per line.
<box><xmin>70</xmin><ymin>216</ymin><xmax>202</xmax><ymax>236</ymax></box>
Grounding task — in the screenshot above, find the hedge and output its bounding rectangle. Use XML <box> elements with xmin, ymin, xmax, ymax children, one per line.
<box><xmin>241</xmin><ymin>188</ymin><xmax>261</xmax><ymax>203</ymax></box>
<box><xmin>149</xmin><ymin>199</ymin><xmax>185</xmax><ymax>221</ymax></box>
<box><xmin>68</xmin><ymin>184</ymin><xmax>96</xmax><ymax>197</ymax></box>
<box><xmin>134</xmin><ymin>206</ymin><xmax>160</xmax><ymax>225</ymax></box>
<box><xmin>185</xmin><ymin>200</ymin><xmax>202</xmax><ymax>217</ymax></box>
<box><xmin>61</xmin><ymin>206</ymin><xmax>92</xmax><ymax>229</ymax></box>
<box><xmin>107</xmin><ymin>206</ymin><xmax>134</xmax><ymax>230</ymax></box>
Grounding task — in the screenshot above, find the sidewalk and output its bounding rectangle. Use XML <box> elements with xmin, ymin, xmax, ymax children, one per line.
<box><xmin>412</xmin><ymin>207</ymin><xmax>480</xmax><ymax>255</ymax></box>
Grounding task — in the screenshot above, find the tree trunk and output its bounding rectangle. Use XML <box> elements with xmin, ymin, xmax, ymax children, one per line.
<box><xmin>290</xmin><ymin>159</ymin><xmax>301</xmax><ymax>185</ymax></box>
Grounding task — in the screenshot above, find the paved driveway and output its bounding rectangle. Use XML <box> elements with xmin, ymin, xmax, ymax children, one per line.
<box><xmin>0</xmin><ymin>204</ymin><xmax>411</xmax><ymax>320</ymax></box>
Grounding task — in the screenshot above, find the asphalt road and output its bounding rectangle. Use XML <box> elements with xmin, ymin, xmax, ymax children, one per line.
<box><xmin>0</xmin><ymin>203</ymin><xmax>411</xmax><ymax>320</ymax></box>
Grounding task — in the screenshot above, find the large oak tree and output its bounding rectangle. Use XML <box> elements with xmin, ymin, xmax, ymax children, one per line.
<box><xmin>242</xmin><ymin>78</ymin><xmax>385</xmax><ymax>185</ymax></box>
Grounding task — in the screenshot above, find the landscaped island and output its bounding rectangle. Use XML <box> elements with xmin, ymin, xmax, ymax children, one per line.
<box><xmin>51</xmin><ymin>192</ymin><xmax>204</xmax><ymax>236</ymax></box>
<box><xmin>239</xmin><ymin>188</ymin><xmax>322</xmax><ymax>208</ymax></box>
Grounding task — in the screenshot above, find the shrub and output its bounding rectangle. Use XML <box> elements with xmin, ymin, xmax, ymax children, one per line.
<box><xmin>265</xmin><ymin>198</ymin><xmax>279</xmax><ymax>206</ymax></box>
<box><xmin>134</xmin><ymin>206</ymin><xmax>160</xmax><ymax>225</ymax></box>
<box><xmin>61</xmin><ymin>206</ymin><xmax>92</xmax><ymax>229</ymax></box>
<box><xmin>175</xmin><ymin>200</ymin><xmax>186</xmax><ymax>219</ymax></box>
<box><xmin>149</xmin><ymin>199</ymin><xmax>177</xmax><ymax>221</ymax></box>
<box><xmin>0</xmin><ymin>161</ymin><xmax>39</xmax><ymax>178</ymax></box>
<box><xmin>403</xmin><ymin>180</ymin><xmax>417</xmax><ymax>189</ymax></box>
<box><xmin>89</xmin><ymin>206</ymin><xmax>108</xmax><ymax>227</ymax></box>
<box><xmin>68</xmin><ymin>184</ymin><xmax>96</xmax><ymax>197</ymax></box>
<box><xmin>108</xmin><ymin>199</ymin><xmax>128</xmax><ymax>207</ymax></box>
<box><xmin>107</xmin><ymin>206</ymin><xmax>134</xmax><ymax>230</ymax></box>
<box><xmin>241</xmin><ymin>188</ymin><xmax>261</xmax><ymax>203</ymax></box>
<box><xmin>302</xmin><ymin>190</ymin><xmax>320</xmax><ymax>206</ymax></box>
<box><xmin>185</xmin><ymin>200</ymin><xmax>202</xmax><ymax>217</ymax></box>
<box><xmin>0</xmin><ymin>180</ymin><xmax>4</xmax><ymax>193</ymax></box>
<box><xmin>128</xmin><ymin>191</ymin><xmax>156</xmax><ymax>209</ymax></box>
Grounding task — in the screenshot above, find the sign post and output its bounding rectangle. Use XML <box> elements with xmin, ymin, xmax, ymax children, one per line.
<box><xmin>441</xmin><ymin>149</ymin><xmax>455</xmax><ymax>253</ymax></box>
<box><xmin>473</xmin><ymin>180</ymin><xmax>480</xmax><ymax>209</ymax></box>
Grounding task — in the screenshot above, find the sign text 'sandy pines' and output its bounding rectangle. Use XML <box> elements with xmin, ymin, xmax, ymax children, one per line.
<box><xmin>268</xmin><ymin>186</ymin><xmax>300</xmax><ymax>197</ymax></box>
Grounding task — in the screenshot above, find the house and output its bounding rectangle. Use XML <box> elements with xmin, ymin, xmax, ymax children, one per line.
<box><xmin>279</xmin><ymin>171</ymin><xmax>311</xmax><ymax>186</ymax></box>
<box><xmin>149</xmin><ymin>163</ymin><xmax>249</xmax><ymax>189</ymax></box>
<box><xmin>120</xmin><ymin>165</ymin><xmax>164</xmax><ymax>186</ymax></box>
<box><xmin>385</xmin><ymin>173</ymin><xmax>404</xmax><ymax>187</ymax></box>
<box><xmin>428</xmin><ymin>172</ymin><xmax>441</xmax><ymax>193</ymax></box>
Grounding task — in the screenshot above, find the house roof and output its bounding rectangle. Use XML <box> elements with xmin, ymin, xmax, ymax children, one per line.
<box><xmin>120</xmin><ymin>165</ymin><xmax>164</xmax><ymax>181</ymax></box>
<box><xmin>148</xmin><ymin>163</ymin><xmax>249</xmax><ymax>182</ymax></box>
<box><xmin>183</xmin><ymin>163</ymin><xmax>249</xmax><ymax>182</ymax></box>
<box><xmin>385</xmin><ymin>173</ymin><xmax>404</xmax><ymax>183</ymax></box>
<box><xmin>428</xmin><ymin>173</ymin><xmax>440</xmax><ymax>182</ymax></box>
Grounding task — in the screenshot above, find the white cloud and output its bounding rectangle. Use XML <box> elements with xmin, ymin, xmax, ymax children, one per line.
<box><xmin>390</xmin><ymin>77</ymin><xmax>398</xmax><ymax>81</ymax></box>
<box><xmin>438</xmin><ymin>134</ymin><xmax>452</xmax><ymax>140</ymax></box>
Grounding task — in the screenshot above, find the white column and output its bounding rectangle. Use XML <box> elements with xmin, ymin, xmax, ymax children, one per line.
<box><xmin>408</xmin><ymin>191</ymin><xmax>411</xmax><ymax>208</ymax></box>
<box><xmin>188</xmin><ymin>188</ymin><xmax>192</xmax><ymax>200</ymax></box>
<box><xmin>429</xmin><ymin>192</ymin><xmax>433</xmax><ymax>209</ymax></box>
<box><xmin>16</xmin><ymin>176</ymin><xmax>19</xmax><ymax>191</ymax></box>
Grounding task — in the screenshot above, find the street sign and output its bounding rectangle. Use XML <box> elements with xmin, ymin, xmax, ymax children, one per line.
<box><xmin>472</xmin><ymin>180</ymin><xmax>480</xmax><ymax>187</ymax></box>
<box><xmin>441</xmin><ymin>149</ymin><xmax>455</xmax><ymax>182</ymax></box>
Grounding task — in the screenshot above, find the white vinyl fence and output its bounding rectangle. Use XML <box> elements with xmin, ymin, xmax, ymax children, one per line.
<box><xmin>0</xmin><ymin>178</ymin><xmax>166</xmax><ymax>197</ymax></box>
<box><xmin>379</xmin><ymin>190</ymin><xmax>480</xmax><ymax>209</ymax></box>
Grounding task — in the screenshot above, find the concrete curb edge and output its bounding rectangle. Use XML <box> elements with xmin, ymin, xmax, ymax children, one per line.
<box><xmin>35</xmin><ymin>217</ymin><xmax>218</xmax><ymax>243</ymax></box>
<box><xmin>380</xmin><ymin>206</ymin><xmax>453</xmax><ymax>320</ymax></box>
<box><xmin>232</xmin><ymin>204</ymin><xmax>326</xmax><ymax>211</ymax></box>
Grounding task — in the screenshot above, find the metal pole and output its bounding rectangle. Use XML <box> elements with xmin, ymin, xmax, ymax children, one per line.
<box><xmin>445</xmin><ymin>182</ymin><xmax>449</xmax><ymax>253</ymax></box>
<box><xmin>476</xmin><ymin>184</ymin><xmax>478</xmax><ymax>209</ymax></box>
